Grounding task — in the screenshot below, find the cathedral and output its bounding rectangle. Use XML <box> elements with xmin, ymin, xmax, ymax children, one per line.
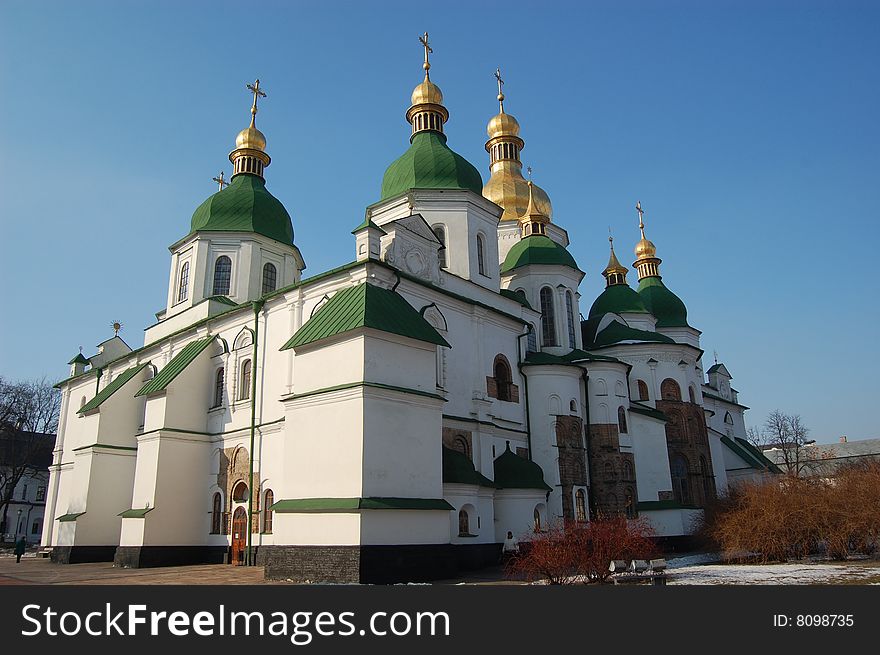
<box><xmin>43</xmin><ymin>37</ymin><xmax>778</xmax><ymax>583</ymax></box>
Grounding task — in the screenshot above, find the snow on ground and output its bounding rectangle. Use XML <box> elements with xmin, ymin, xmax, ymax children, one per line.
<box><xmin>667</xmin><ymin>562</ymin><xmax>880</xmax><ymax>585</ymax></box>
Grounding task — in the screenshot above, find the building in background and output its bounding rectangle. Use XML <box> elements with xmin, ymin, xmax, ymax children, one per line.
<box><xmin>1</xmin><ymin>429</ymin><xmax>54</xmax><ymax>544</ymax></box>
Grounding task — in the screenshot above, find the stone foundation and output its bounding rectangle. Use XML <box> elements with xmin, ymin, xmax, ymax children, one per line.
<box><xmin>112</xmin><ymin>545</ymin><xmax>228</xmax><ymax>569</ymax></box>
<box><xmin>50</xmin><ymin>545</ymin><xmax>117</xmax><ymax>564</ymax></box>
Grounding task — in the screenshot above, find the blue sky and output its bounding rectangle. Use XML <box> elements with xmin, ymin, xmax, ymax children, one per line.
<box><xmin>1</xmin><ymin>0</ymin><xmax>877</xmax><ymax>442</ymax></box>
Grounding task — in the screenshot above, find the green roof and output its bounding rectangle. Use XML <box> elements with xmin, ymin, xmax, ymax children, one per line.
<box><xmin>735</xmin><ymin>437</ymin><xmax>783</xmax><ymax>473</ymax></box>
<box><xmin>589</xmin><ymin>283</ymin><xmax>649</xmax><ymax>318</ymax></box>
<box><xmin>281</xmin><ymin>283</ymin><xmax>450</xmax><ymax>350</ymax></box>
<box><xmin>721</xmin><ymin>435</ymin><xmax>767</xmax><ymax>470</ymax></box>
<box><xmin>500</xmin><ymin>288</ymin><xmax>533</xmax><ymax>309</ymax></box>
<box><xmin>493</xmin><ymin>442</ymin><xmax>552</xmax><ymax>491</ymax></box>
<box><xmin>135</xmin><ymin>337</ymin><xmax>215</xmax><ymax>396</ymax></box>
<box><xmin>582</xmin><ymin>317</ymin><xmax>675</xmax><ymax>349</ymax></box>
<box><xmin>523</xmin><ymin>349</ymin><xmax>621</xmax><ymax>367</ymax></box>
<box><xmin>78</xmin><ymin>363</ymin><xmax>149</xmax><ymax>414</ymax></box>
<box><xmin>190</xmin><ymin>173</ymin><xmax>294</xmax><ymax>245</ymax></box>
<box><xmin>68</xmin><ymin>353</ymin><xmax>90</xmax><ymax>365</ymax></box>
<box><xmin>57</xmin><ymin>512</ymin><xmax>85</xmax><ymax>522</ymax></box>
<box><xmin>270</xmin><ymin>497</ymin><xmax>455</xmax><ymax>512</ymax></box>
<box><xmin>629</xmin><ymin>401</ymin><xmax>667</xmax><ymax>422</ymax></box>
<box><xmin>351</xmin><ymin>217</ymin><xmax>386</xmax><ymax>234</ymax></box>
<box><xmin>118</xmin><ymin>507</ymin><xmax>154</xmax><ymax>518</ymax></box>
<box><xmin>380</xmin><ymin>131</ymin><xmax>483</xmax><ymax>200</ymax></box>
<box><xmin>637</xmin><ymin>276</ymin><xmax>689</xmax><ymax>327</ymax></box>
<box><xmin>501</xmin><ymin>235</ymin><xmax>579</xmax><ymax>273</ymax></box>
<box><xmin>443</xmin><ymin>447</ymin><xmax>494</xmax><ymax>487</ymax></box>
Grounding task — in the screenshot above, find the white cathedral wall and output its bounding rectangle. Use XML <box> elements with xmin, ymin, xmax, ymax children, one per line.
<box><xmin>494</xmin><ymin>489</ymin><xmax>546</xmax><ymax>542</ymax></box>
<box><xmin>74</xmin><ymin>449</ymin><xmax>137</xmax><ymax>546</ymax></box>
<box><xmin>628</xmin><ymin>413</ymin><xmax>674</xmax><ymax>503</ymax></box>
<box><xmin>271</xmin><ymin>513</ymin><xmax>361</xmax><ymax>546</ymax></box>
<box><xmin>707</xmin><ymin>432</ymin><xmax>730</xmax><ymax>495</ymax></box>
<box><xmin>360</xmin><ymin>511</ymin><xmax>450</xmax><ymax>545</ymax></box>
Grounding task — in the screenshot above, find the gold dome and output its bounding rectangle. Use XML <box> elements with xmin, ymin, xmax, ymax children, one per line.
<box><xmin>236</xmin><ymin>125</ymin><xmax>267</xmax><ymax>151</ymax></box>
<box><xmin>483</xmin><ymin>171</ymin><xmax>552</xmax><ymax>221</ymax></box>
<box><xmin>605</xmin><ymin>239</ymin><xmax>628</xmax><ymax>276</ymax></box>
<box><xmin>411</xmin><ymin>78</ymin><xmax>443</xmax><ymax>106</ymax></box>
<box><xmin>487</xmin><ymin>111</ymin><xmax>520</xmax><ymax>139</ymax></box>
<box><xmin>634</xmin><ymin>236</ymin><xmax>656</xmax><ymax>259</ymax></box>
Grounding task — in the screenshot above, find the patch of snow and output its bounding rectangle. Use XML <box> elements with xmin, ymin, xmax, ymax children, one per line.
<box><xmin>668</xmin><ymin>562</ymin><xmax>879</xmax><ymax>585</ymax></box>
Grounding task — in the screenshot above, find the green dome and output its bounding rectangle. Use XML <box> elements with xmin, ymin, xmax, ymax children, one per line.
<box><xmin>442</xmin><ymin>447</ymin><xmax>494</xmax><ymax>487</ymax></box>
<box><xmin>493</xmin><ymin>442</ymin><xmax>552</xmax><ymax>492</ymax></box>
<box><xmin>501</xmin><ymin>235</ymin><xmax>579</xmax><ymax>273</ymax></box>
<box><xmin>380</xmin><ymin>131</ymin><xmax>483</xmax><ymax>200</ymax></box>
<box><xmin>637</xmin><ymin>276</ymin><xmax>689</xmax><ymax>327</ymax></box>
<box><xmin>190</xmin><ymin>173</ymin><xmax>294</xmax><ymax>245</ymax></box>
<box><xmin>589</xmin><ymin>284</ymin><xmax>649</xmax><ymax>318</ymax></box>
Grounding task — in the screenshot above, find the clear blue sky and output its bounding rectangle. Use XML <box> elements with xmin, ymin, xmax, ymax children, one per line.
<box><xmin>1</xmin><ymin>1</ymin><xmax>877</xmax><ymax>443</ymax></box>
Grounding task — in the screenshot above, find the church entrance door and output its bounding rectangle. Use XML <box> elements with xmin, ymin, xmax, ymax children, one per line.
<box><xmin>231</xmin><ymin>507</ymin><xmax>247</xmax><ymax>566</ymax></box>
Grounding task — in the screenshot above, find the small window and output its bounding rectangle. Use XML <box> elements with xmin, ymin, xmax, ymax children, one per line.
<box><xmin>232</xmin><ymin>481</ymin><xmax>249</xmax><ymax>503</ymax></box>
<box><xmin>433</xmin><ymin>225</ymin><xmax>447</xmax><ymax>268</ymax></box>
<box><xmin>493</xmin><ymin>355</ymin><xmax>513</xmax><ymax>402</ymax></box>
<box><xmin>239</xmin><ymin>359</ymin><xmax>252</xmax><ymax>401</ymax></box>
<box><xmin>263</xmin><ymin>489</ymin><xmax>274</xmax><ymax>534</ymax></box>
<box><xmin>476</xmin><ymin>234</ymin><xmax>487</xmax><ymax>276</ymax></box>
<box><xmin>213</xmin><ymin>256</ymin><xmax>232</xmax><ymax>296</ymax></box>
<box><xmin>458</xmin><ymin>509</ymin><xmax>469</xmax><ymax>536</ymax></box>
<box><xmin>661</xmin><ymin>378</ymin><xmax>682</xmax><ymax>401</ymax></box>
<box><xmin>211</xmin><ymin>492</ymin><xmax>222</xmax><ymax>534</ymax></box>
<box><xmin>724</xmin><ymin>412</ymin><xmax>734</xmax><ymax>425</ymax></box>
<box><xmin>637</xmin><ymin>380</ymin><xmax>649</xmax><ymax>401</ymax></box>
<box><xmin>565</xmin><ymin>290</ymin><xmax>577</xmax><ymax>348</ymax></box>
<box><xmin>526</xmin><ymin>323</ymin><xmax>538</xmax><ymax>353</ymax></box>
<box><xmin>453</xmin><ymin>436</ymin><xmax>470</xmax><ymax>457</ymax></box>
<box><xmin>177</xmin><ymin>262</ymin><xmax>190</xmax><ymax>303</ymax></box>
<box><xmin>31</xmin><ymin>520</ymin><xmax>41</xmax><ymax>535</ymax></box>
<box><xmin>575</xmin><ymin>489</ymin><xmax>586</xmax><ymax>522</ymax></box>
<box><xmin>540</xmin><ymin>287</ymin><xmax>557</xmax><ymax>347</ymax></box>
<box><xmin>618</xmin><ymin>406</ymin><xmax>628</xmax><ymax>434</ymax></box>
<box><xmin>262</xmin><ymin>262</ymin><xmax>277</xmax><ymax>294</ymax></box>
<box><xmin>569</xmin><ymin>399</ymin><xmax>577</xmax><ymax>413</ymax></box>
<box><xmin>36</xmin><ymin>486</ymin><xmax>45</xmax><ymax>502</ymax></box>
<box><xmin>533</xmin><ymin>507</ymin><xmax>542</xmax><ymax>532</ymax></box>
<box><xmin>213</xmin><ymin>368</ymin><xmax>225</xmax><ymax>408</ymax></box>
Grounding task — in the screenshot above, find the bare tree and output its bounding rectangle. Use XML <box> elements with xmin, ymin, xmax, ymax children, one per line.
<box><xmin>0</xmin><ymin>377</ymin><xmax>59</xmax><ymax>537</ymax></box>
<box><xmin>758</xmin><ymin>410</ymin><xmax>820</xmax><ymax>477</ymax></box>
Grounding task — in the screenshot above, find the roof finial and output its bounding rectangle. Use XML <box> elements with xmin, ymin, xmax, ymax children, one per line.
<box><xmin>609</xmin><ymin>225</ymin><xmax>614</xmax><ymax>249</ymax></box>
<box><xmin>419</xmin><ymin>32</ymin><xmax>432</xmax><ymax>79</ymax></box>
<box><xmin>111</xmin><ymin>320</ymin><xmax>123</xmax><ymax>337</ymax></box>
<box><xmin>527</xmin><ymin>165</ymin><xmax>532</xmax><ymax>181</ymax></box>
<box><xmin>246</xmin><ymin>79</ymin><xmax>266</xmax><ymax>128</ymax></box>
<box><xmin>495</xmin><ymin>67</ymin><xmax>505</xmax><ymax>113</ymax></box>
<box><xmin>636</xmin><ymin>200</ymin><xmax>645</xmax><ymax>238</ymax></box>
<box><xmin>714</xmin><ymin>349</ymin><xmax>719</xmax><ymax>365</ymax></box>
<box><xmin>212</xmin><ymin>171</ymin><xmax>229</xmax><ymax>191</ymax></box>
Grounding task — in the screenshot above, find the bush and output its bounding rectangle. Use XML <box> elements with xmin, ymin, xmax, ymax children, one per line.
<box><xmin>507</xmin><ymin>515</ymin><xmax>657</xmax><ymax>584</ymax></box>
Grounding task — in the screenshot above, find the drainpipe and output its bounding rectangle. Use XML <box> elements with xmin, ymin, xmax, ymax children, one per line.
<box><xmin>580</xmin><ymin>368</ymin><xmax>595</xmax><ymax>519</ymax></box>
<box><xmin>246</xmin><ymin>299</ymin><xmax>264</xmax><ymax>566</ymax></box>
<box><xmin>516</xmin><ymin>325</ymin><xmax>533</xmax><ymax>460</ymax></box>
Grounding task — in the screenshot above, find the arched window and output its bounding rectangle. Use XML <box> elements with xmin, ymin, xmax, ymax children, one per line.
<box><xmin>671</xmin><ymin>454</ymin><xmax>691</xmax><ymax>505</ymax></box>
<box><xmin>263</xmin><ymin>489</ymin><xmax>274</xmax><ymax>533</ymax></box>
<box><xmin>433</xmin><ymin>225</ymin><xmax>447</xmax><ymax>268</ymax></box>
<box><xmin>232</xmin><ymin>481</ymin><xmax>248</xmax><ymax>503</ymax></box>
<box><xmin>688</xmin><ymin>385</ymin><xmax>697</xmax><ymax>403</ymax></box>
<box><xmin>238</xmin><ymin>359</ymin><xmax>251</xmax><ymax>401</ymax></box>
<box><xmin>177</xmin><ymin>262</ymin><xmax>189</xmax><ymax>303</ymax></box>
<box><xmin>624</xmin><ymin>488</ymin><xmax>636</xmax><ymax>518</ymax></box>
<box><xmin>575</xmin><ymin>489</ymin><xmax>586</xmax><ymax>522</ymax></box>
<box><xmin>637</xmin><ymin>380</ymin><xmax>649</xmax><ymax>401</ymax></box>
<box><xmin>660</xmin><ymin>378</ymin><xmax>682</xmax><ymax>401</ymax></box>
<box><xmin>527</xmin><ymin>323</ymin><xmax>538</xmax><ymax>353</ymax></box>
<box><xmin>570</xmin><ymin>399</ymin><xmax>577</xmax><ymax>413</ymax></box>
<box><xmin>724</xmin><ymin>412</ymin><xmax>734</xmax><ymax>425</ymax></box>
<box><xmin>565</xmin><ymin>290</ymin><xmax>577</xmax><ymax>348</ymax></box>
<box><xmin>617</xmin><ymin>406</ymin><xmax>628</xmax><ymax>434</ymax></box>
<box><xmin>604</xmin><ymin>461</ymin><xmax>615</xmax><ymax>480</ymax></box>
<box><xmin>540</xmin><ymin>287</ymin><xmax>557</xmax><ymax>346</ymax></box>
<box><xmin>533</xmin><ymin>507</ymin><xmax>542</xmax><ymax>532</ymax></box>
<box><xmin>262</xmin><ymin>263</ymin><xmax>277</xmax><ymax>294</ymax></box>
<box><xmin>476</xmin><ymin>234</ymin><xmax>486</xmax><ymax>276</ymax></box>
<box><xmin>213</xmin><ymin>368</ymin><xmax>224</xmax><ymax>408</ymax></box>
<box><xmin>623</xmin><ymin>460</ymin><xmax>634</xmax><ymax>480</ymax></box>
<box><xmin>493</xmin><ymin>355</ymin><xmax>513</xmax><ymax>402</ymax></box>
<box><xmin>211</xmin><ymin>492</ymin><xmax>222</xmax><ymax>534</ymax></box>
<box><xmin>453</xmin><ymin>436</ymin><xmax>470</xmax><ymax>457</ymax></box>
<box><xmin>212</xmin><ymin>256</ymin><xmax>232</xmax><ymax>296</ymax></box>
<box><xmin>458</xmin><ymin>509</ymin><xmax>470</xmax><ymax>536</ymax></box>
<box><xmin>700</xmin><ymin>457</ymin><xmax>713</xmax><ymax>502</ymax></box>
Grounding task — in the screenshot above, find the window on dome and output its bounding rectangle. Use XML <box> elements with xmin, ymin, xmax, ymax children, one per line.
<box><xmin>661</xmin><ymin>378</ymin><xmax>682</xmax><ymax>401</ymax></box>
<box><xmin>239</xmin><ymin>359</ymin><xmax>252</xmax><ymax>401</ymax></box>
<box><xmin>213</xmin><ymin>368</ymin><xmax>224</xmax><ymax>408</ymax></box>
<box><xmin>213</xmin><ymin>256</ymin><xmax>232</xmax><ymax>296</ymax></box>
<box><xmin>262</xmin><ymin>263</ymin><xmax>277</xmax><ymax>294</ymax></box>
<box><xmin>177</xmin><ymin>262</ymin><xmax>189</xmax><ymax>303</ymax></box>
<box><xmin>565</xmin><ymin>290</ymin><xmax>577</xmax><ymax>348</ymax></box>
<box><xmin>637</xmin><ymin>380</ymin><xmax>650</xmax><ymax>401</ymax></box>
<box><xmin>433</xmin><ymin>225</ymin><xmax>447</xmax><ymax>268</ymax></box>
<box><xmin>476</xmin><ymin>234</ymin><xmax>487</xmax><ymax>276</ymax></box>
<box><xmin>540</xmin><ymin>287</ymin><xmax>557</xmax><ymax>346</ymax></box>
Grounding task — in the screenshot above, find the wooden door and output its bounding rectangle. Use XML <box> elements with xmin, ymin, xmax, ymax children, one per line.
<box><xmin>231</xmin><ymin>507</ymin><xmax>247</xmax><ymax>566</ymax></box>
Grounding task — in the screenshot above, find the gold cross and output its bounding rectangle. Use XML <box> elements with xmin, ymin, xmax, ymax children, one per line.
<box><xmin>419</xmin><ymin>32</ymin><xmax>432</xmax><ymax>76</ymax></box>
<box><xmin>495</xmin><ymin>67</ymin><xmax>505</xmax><ymax>111</ymax></box>
<box><xmin>246</xmin><ymin>79</ymin><xmax>267</xmax><ymax>123</ymax></box>
<box><xmin>212</xmin><ymin>171</ymin><xmax>229</xmax><ymax>191</ymax></box>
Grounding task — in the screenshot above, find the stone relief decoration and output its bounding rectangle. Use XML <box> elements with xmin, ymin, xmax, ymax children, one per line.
<box><xmin>233</xmin><ymin>327</ymin><xmax>253</xmax><ymax>351</ymax></box>
<box><xmin>217</xmin><ymin>445</ymin><xmax>261</xmax><ymax>534</ymax></box>
<box><xmin>378</xmin><ymin>213</ymin><xmax>441</xmax><ymax>284</ymax></box>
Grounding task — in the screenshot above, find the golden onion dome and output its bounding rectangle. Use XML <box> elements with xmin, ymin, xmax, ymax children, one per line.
<box><xmin>411</xmin><ymin>78</ymin><xmax>443</xmax><ymax>106</ymax></box>
<box><xmin>235</xmin><ymin>125</ymin><xmax>267</xmax><ymax>151</ymax></box>
<box><xmin>487</xmin><ymin>111</ymin><xmax>520</xmax><ymax>139</ymax></box>
<box><xmin>634</xmin><ymin>236</ymin><xmax>657</xmax><ymax>259</ymax></box>
<box><xmin>605</xmin><ymin>241</ymin><xmax>628</xmax><ymax>276</ymax></box>
<box><xmin>483</xmin><ymin>172</ymin><xmax>552</xmax><ymax>221</ymax></box>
